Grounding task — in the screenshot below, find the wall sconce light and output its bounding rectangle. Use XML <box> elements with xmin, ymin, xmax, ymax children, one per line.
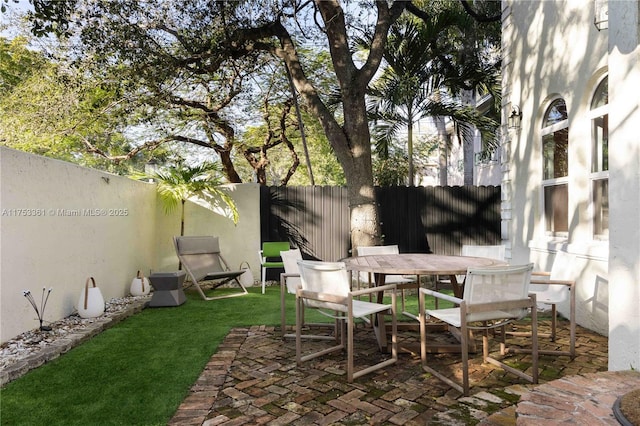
<box><xmin>144</xmin><ymin>159</ymin><xmax>159</xmax><ymax>183</ymax></box>
<box><xmin>594</xmin><ymin>0</ymin><xmax>608</xmax><ymax>31</ymax></box>
<box><xmin>508</xmin><ymin>105</ymin><xmax>522</xmax><ymax>130</ymax></box>
<box><xmin>145</xmin><ymin>158</ymin><xmax>159</xmax><ymax>174</ymax></box>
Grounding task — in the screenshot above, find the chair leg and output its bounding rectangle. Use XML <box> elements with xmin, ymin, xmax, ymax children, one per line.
<box><xmin>505</xmin><ymin>300</ymin><xmax>575</xmax><ymax>358</ymax></box>
<box><xmin>420</xmin><ymin>291</ymin><xmax>466</xmax><ymax>395</ymax></box>
<box><xmin>482</xmin><ymin>332</ymin><xmax>490</xmax><ymax>361</ymax></box>
<box><xmin>569</xmin><ymin>292</ymin><xmax>576</xmax><ymax>358</ymax></box>
<box><xmin>531</xmin><ymin>300</ymin><xmax>539</xmax><ymax>384</ymax></box>
<box><xmin>295</xmin><ymin>295</ymin><xmax>302</xmax><ymax>364</ymax></box>
<box><xmin>261</xmin><ymin>267</ymin><xmax>266</xmax><ymax>294</ymax></box>
<box><xmin>550</xmin><ymin>304</ymin><xmax>557</xmax><ymax>341</ymax></box>
<box><xmin>461</xmin><ymin>308</ymin><xmax>470</xmax><ymax>396</ymax></box>
<box><xmin>347</xmin><ymin>315</ymin><xmax>354</xmax><ymax>382</ymax></box>
<box><xmin>281</xmin><ymin>275</ymin><xmax>287</xmax><ymax>337</ymax></box>
<box><xmin>348</xmin><ymin>296</ymin><xmax>397</xmax><ymax>382</ymax></box>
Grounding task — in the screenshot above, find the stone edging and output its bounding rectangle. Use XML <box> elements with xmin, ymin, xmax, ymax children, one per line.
<box><xmin>0</xmin><ymin>297</ymin><xmax>150</xmax><ymax>387</ymax></box>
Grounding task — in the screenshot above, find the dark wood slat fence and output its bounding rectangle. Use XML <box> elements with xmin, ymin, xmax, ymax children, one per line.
<box><xmin>260</xmin><ymin>186</ymin><xmax>500</xmax><ymax>277</ymax></box>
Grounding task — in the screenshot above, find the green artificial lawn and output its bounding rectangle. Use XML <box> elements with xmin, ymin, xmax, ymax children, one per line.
<box><xmin>0</xmin><ymin>285</ymin><xmax>429</xmax><ymax>425</ymax></box>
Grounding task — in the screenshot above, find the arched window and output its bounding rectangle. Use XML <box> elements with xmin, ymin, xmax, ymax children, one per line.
<box><xmin>541</xmin><ymin>99</ymin><xmax>569</xmax><ymax>234</ymax></box>
<box><xmin>590</xmin><ymin>77</ymin><xmax>608</xmax><ymax>239</ymax></box>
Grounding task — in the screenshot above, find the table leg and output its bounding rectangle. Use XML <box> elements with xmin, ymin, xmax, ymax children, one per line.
<box><xmin>450</xmin><ymin>274</ymin><xmax>464</xmax><ymax>298</ymax></box>
<box><xmin>374</xmin><ymin>273</ymin><xmax>386</xmax><ymax>302</ymax></box>
<box><xmin>373</xmin><ymin>273</ymin><xmax>388</xmax><ymax>352</ymax></box>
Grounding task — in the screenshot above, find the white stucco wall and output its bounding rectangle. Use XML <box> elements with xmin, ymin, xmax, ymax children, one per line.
<box><xmin>503</xmin><ymin>0</ymin><xmax>610</xmax><ymax>336</ymax></box>
<box><xmin>606</xmin><ymin>0</ymin><xmax>640</xmax><ymax>371</ymax></box>
<box><xmin>504</xmin><ymin>0</ymin><xmax>640</xmax><ymax>369</ymax></box>
<box><xmin>0</xmin><ymin>147</ymin><xmax>261</xmax><ymax>343</ymax></box>
<box><xmin>152</xmin><ymin>183</ymin><xmax>261</xmax><ymax>278</ymax></box>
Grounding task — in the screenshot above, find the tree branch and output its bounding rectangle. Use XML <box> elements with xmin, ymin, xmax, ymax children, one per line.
<box><xmin>81</xmin><ymin>137</ymin><xmax>168</xmax><ymax>163</ymax></box>
<box><xmin>458</xmin><ymin>0</ymin><xmax>501</xmax><ymax>23</ymax></box>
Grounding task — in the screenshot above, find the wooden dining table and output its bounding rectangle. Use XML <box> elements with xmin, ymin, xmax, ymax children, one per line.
<box><xmin>345</xmin><ymin>253</ymin><xmax>507</xmax><ymax>298</ymax></box>
<box><xmin>344</xmin><ymin>253</ymin><xmax>507</xmax><ymax>353</ymax></box>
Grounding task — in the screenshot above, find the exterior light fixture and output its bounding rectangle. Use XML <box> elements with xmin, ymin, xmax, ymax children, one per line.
<box><xmin>594</xmin><ymin>0</ymin><xmax>608</xmax><ymax>31</ymax></box>
<box><xmin>145</xmin><ymin>158</ymin><xmax>159</xmax><ymax>175</ymax></box>
<box><xmin>144</xmin><ymin>159</ymin><xmax>159</xmax><ymax>182</ymax></box>
<box><xmin>508</xmin><ymin>105</ymin><xmax>522</xmax><ymax>130</ymax></box>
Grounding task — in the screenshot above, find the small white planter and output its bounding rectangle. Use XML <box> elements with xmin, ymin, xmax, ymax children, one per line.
<box><xmin>77</xmin><ymin>277</ymin><xmax>105</xmax><ymax>319</ymax></box>
<box><xmin>130</xmin><ymin>270</ymin><xmax>150</xmax><ymax>296</ymax></box>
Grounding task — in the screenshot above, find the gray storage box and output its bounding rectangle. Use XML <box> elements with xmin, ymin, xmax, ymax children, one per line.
<box><xmin>149</xmin><ymin>271</ymin><xmax>186</xmax><ymax>307</ymax></box>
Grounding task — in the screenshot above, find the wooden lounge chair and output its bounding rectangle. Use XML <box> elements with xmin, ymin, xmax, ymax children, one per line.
<box><xmin>173</xmin><ymin>236</ymin><xmax>248</xmax><ymax>300</ymax></box>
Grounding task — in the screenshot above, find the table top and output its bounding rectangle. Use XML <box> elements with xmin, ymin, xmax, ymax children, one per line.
<box><xmin>344</xmin><ymin>253</ymin><xmax>506</xmax><ymax>276</ymax></box>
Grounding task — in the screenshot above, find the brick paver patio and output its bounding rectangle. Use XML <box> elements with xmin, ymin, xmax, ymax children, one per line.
<box><xmin>170</xmin><ymin>318</ymin><xmax>614</xmax><ymax>425</ymax></box>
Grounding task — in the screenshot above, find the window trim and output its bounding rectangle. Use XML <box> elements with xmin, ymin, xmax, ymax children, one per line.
<box><xmin>588</xmin><ymin>76</ymin><xmax>609</xmax><ymax>240</ymax></box>
<box><xmin>541</xmin><ymin>97</ymin><xmax>569</xmax><ymax>237</ymax></box>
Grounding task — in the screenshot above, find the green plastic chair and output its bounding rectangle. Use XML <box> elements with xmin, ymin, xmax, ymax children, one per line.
<box><xmin>259</xmin><ymin>241</ymin><xmax>290</xmax><ymax>293</ymax></box>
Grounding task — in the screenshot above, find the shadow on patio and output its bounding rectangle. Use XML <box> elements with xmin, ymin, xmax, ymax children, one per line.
<box><xmin>171</xmin><ymin>317</ymin><xmax>608</xmax><ymax>425</ymax></box>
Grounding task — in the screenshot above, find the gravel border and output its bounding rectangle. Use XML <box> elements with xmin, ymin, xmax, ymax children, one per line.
<box><xmin>0</xmin><ymin>295</ymin><xmax>151</xmax><ymax>387</ymax></box>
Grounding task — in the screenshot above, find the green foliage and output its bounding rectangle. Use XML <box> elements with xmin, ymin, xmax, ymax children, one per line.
<box><xmin>6</xmin><ymin>0</ymin><xmax>501</xmax><ymax>201</ymax></box>
<box><xmin>137</xmin><ymin>162</ymin><xmax>239</xmax><ymax>226</ymax></box>
<box><xmin>0</xmin><ymin>36</ymin><xmax>44</xmax><ymax>94</ymax></box>
<box><xmin>373</xmin><ymin>135</ymin><xmax>439</xmax><ymax>186</ymax></box>
<box><xmin>374</xmin><ymin>153</ymin><xmax>409</xmax><ymax>186</ymax></box>
<box><xmin>239</xmin><ymin>111</ymin><xmax>345</xmax><ymax>186</ymax></box>
<box><xmin>367</xmin><ymin>1</ymin><xmax>501</xmax><ymax>184</ymax></box>
<box><xmin>0</xmin><ymin>36</ymin><xmax>154</xmax><ymax>174</ymax></box>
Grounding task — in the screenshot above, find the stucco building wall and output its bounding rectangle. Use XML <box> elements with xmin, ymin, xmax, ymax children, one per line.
<box><xmin>502</xmin><ymin>0</ymin><xmax>640</xmax><ymax>370</ymax></box>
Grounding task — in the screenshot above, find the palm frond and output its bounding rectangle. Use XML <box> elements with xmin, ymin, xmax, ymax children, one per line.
<box><xmin>132</xmin><ymin>162</ymin><xmax>238</xmax><ymax>223</ymax></box>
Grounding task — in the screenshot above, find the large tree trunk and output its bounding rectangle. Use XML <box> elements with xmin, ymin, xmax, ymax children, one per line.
<box><xmin>265</xmin><ymin>0</ymin><xmax>405</xmax><ymax>252</ymax></box>
<box><xmin>321</xmin><ymin>90</ymin><xmax>383</xmax><ymax>250</ymax></box>
<box><xmin>347</xmin><ymin>174</ymin><xmax>382</xmax><ymax>251</ymax></box>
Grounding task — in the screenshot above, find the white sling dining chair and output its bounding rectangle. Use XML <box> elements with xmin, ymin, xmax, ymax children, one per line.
<box><xmin>508</xmin><ymin>250</ymin><xmax>577</xmax><ymax>358</ymax></box>
<box><xmin>436</xmin><ymin>244</ymin><xmax>506</xmax><ymax>306</ymax></box>
<box><xmin>356</xmin><ymin>245</ymin><xmax>418</xmax><ymax>319</ymax></box>
<box><xmin>280</xmin><ymin>249</ymin><xmax>335</xmax><ymax>340</ymax></box>
<box><xmin>295</xmin><ymin>260</ymin><xmax>398</xmax><ymax>382</ymax></box>
<box><xmin>420</xmin><ymin>263</ymin><xmax>538</xmax><ymax>396</ymax></box>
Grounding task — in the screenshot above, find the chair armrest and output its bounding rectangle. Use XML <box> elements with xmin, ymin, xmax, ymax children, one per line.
<box><xmin>280</xmin><ymin>272</ymin><xmax>300</xmax><ymax>288</ymax></box>
<box><xmin>281</xmin><ymin>273</ymin><xmax>300</xmax><ymax>279</ymax></box>
<box><xmin>531</xmin><ymin>271</ymin><xmax>551</xmax><ymax>278</ymax></box>
<box><xmin>350</xmin><ymin>283</ymin><xmax>397</xmax><ymax>298</ymax></box>
<box><xmin>258</xmin><ymin>250</ymin><xmax>265</xmax><ymax>263</ymax></box>
<box><xmin>296</xmin><ymin>289</ymin><xmax>348</xmax><ymax>305</ymax></box>
<box><xmin>531</xmin><ymin>278</ymin><xmax>575</xmax><ymax>288</ymax></box>
<box><xmin>420</xmin><ymin>288</ymin><xmax>463</xmax><ymax>305</ymax></box>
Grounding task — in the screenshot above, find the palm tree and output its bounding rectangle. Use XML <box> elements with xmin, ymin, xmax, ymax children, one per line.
<box><xmin>143</xmin><ymin>162</ymin><xmax>239</xmax><ymax>237</ymax></box>
<box><xmin>366</xmin><ymin>20</ymin><xmax>433</xmax><ymax>186</ymax></box>
<box><xmin>367</xmin><ymin>4</ymin><xmax>500</xmax><ymax>186</ymax></box>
